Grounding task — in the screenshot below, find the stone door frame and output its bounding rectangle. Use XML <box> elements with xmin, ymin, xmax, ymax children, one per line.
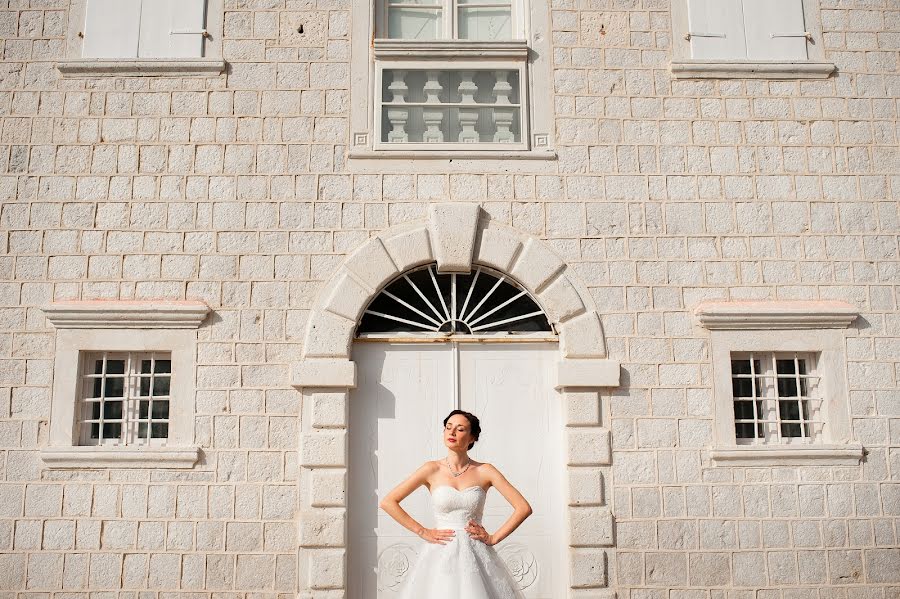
<box><xmin>293</xmin><ymin>203</ymin><xmax>620</xmax><ymax>596</ymax></box>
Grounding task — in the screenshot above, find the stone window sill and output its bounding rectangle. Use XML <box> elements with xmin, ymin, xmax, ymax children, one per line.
<box><xmin>347</xmin><ymin>149</ymin><xmax>558</xmax><ymax>173</ymax></box>
<box><xmin>710</xmin><ymin>444</ymin><xmax>864</xmax><ymax>466</ymax></box>
<box><xmin>41</xmin><ymin>446</ymin><xmax>201</xmax><ymax>469</ymax></box>
<box><xmin>57</xmin><ymin>59</ymin><xmax>226</xmax><ymax>77</ymax></box>
<box><xmin>671</xmin><ymin>60</ymin><xmax>836</xmax><ymax>79</ymax></box>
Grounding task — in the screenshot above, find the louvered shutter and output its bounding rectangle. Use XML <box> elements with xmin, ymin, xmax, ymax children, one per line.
<box><xmin>686</xmin><ymin>0</ymin><xmax>746</xmax><ymax>60</ymax></box>
<box><xmin>82</xmin><ymin>0</ymin><xmax>141</xmax><ymax>58</ymax></box>
<box><xmin>743</xmin><ymin>0</ymin><xmax>808</xmax><ymax>60</ymax></box>
<box><xmin>139</xmin><ymin>0</ymin><xmax>206</xmax><ymax>58</ymax></box>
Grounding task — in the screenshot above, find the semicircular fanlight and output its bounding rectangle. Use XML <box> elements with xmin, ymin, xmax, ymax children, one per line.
<box><xmin>357</xmin><ymin>264</ymin><xmax>552</xmax><ymax>336</ymax></box>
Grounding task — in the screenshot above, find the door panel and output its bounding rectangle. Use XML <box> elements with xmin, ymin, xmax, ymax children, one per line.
<box><xmin>460</xmin><ymin>344</ymin><xmax>563</xmax><ymax>598</ymax></box>
<box><xmin>348</xmin><ymin>342</ymin><xmax>563</xmax><ymax>598</ymax></box>
<box><xmin>349</xmin><ymin>344</ymin><xmax>455</xmax><ymax>598</ymax></box>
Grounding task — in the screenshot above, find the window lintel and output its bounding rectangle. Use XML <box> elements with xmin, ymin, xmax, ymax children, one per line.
<box><xmin>695</xmin><ymin>300</ymin><xmax>858</xmax><ymax>331</ymax></box>
<box><xmin>43</xmin><ymin>300</ymin><xmax>210</xmax><ymax>330</ymax></box>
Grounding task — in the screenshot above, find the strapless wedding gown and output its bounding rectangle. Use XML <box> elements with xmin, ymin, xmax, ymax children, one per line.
<box><xmin>395</xmin><ymin>485</ymin><xmax>526</xmax><ymax>599</ymax></box>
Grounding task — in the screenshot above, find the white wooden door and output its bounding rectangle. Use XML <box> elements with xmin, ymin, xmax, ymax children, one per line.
<box><xmin>348</xmin><ymin>342</ymin><xmax>564</xmax><ymax>598</ymax></box>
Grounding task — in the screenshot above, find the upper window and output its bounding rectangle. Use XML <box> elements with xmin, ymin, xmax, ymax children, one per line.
<box><xmin>57</xmin><ymin>0</ymin><xmax>225</xmax><ymax>77</ymax></box>
<box><xmin>382</xmin><ymin>0</ymin><xmax>521</xmax><ymax>41</ymax></box>
<box><xmin>82</xmin><ymin>0</ymin><xmax>208</xmax><ymax>58</ymax></box>
<box><xmin>349</xmin><ymin>0</ymin><xmax>555</xmax><ymax>159</ymax></box>
<box><xmin>670</xmin><ymin>0</ymin><xmax>835</xmax><ymax>79</ymax></box>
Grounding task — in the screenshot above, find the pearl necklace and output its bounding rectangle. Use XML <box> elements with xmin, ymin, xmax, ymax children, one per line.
<box><xmin>444</xmin><ymin>458</ymin><xmax>470</xmax><ymax>477</ymax></box>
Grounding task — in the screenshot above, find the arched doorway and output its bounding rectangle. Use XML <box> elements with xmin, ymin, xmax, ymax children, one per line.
<box><xmin>347</xmin><ymin>264</ymin><xmax>566</xmax><ymax>597</ymax></box>
<box><xmin>293</xmin><ymin>204</ymin><xmax>620</xmax><ymax>597</ymax></box>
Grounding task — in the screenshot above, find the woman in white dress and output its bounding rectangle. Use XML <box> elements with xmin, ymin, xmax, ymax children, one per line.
<box><xmin>379</xmin><ymin>410</ymin><xmax>533</xmax><ymax>598</ymax></box>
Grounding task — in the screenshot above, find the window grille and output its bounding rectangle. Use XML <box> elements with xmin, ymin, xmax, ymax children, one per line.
<box><xmin>357</xmin><ymin>264</ymin><xmax>551</xmax><ymax>336</ymax></box>
<box><xmin>730</xmin><ymin>352</ymin><xmax>821</xmax><ymax>444</ymax></box>
<box><xmin>79</xmin><ymin>352</ymin><xmax>172</xmax><ymax>445</ymax></box>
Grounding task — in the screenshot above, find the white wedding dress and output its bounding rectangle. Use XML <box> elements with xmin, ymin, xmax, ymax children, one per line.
<box><xmin>395</xmin><ymin>485</ymin><xmax>526</xmax><ymax>599</ymax></box>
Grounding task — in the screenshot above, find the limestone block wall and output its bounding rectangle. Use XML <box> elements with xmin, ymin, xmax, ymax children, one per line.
<box><xmin>0</xmin><ymin>0</ymin><xmax>897</xmax><ymax>598</ymax></box>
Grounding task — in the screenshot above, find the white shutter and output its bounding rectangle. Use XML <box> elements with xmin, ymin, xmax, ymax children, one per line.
<box><xmin>743</xmin><ymin>0</ymin><xmax>808</xmax><ymax>60</ymax></box>
<box><xmin>82</xmin><ymin>0</ymin><xmax>141</xmax><ymax>58</ymax></box>
<box><xmin>686</xmin><ymin>0</ymin><xmax>746</xmax><ymax>60</ymax></box>
<box><xmin>139</xmin><ymin>0</ymin><xmax>206</xmax><ymax>58</ymax></box>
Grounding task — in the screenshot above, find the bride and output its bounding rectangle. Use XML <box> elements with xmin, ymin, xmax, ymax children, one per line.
<box><xmin>379</xmin><ymin>409</ymin><xmax>532</xmax><ymax>598</ymax></box>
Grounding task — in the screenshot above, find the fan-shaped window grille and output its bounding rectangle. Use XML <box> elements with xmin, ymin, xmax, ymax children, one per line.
<box><xmin>357</xmin><ymin>264</ymin><xmax>552</xmax><ymax>336</ymax></box>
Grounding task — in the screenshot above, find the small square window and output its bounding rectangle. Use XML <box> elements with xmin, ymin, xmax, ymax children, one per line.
<box><xmin>79</xmin><ymin>352</ymin><xmax>173</xmax><ymax>446</ymax></box>
<box><xmin>730</xmin><ymin>352</ymin><xmax>820</xmax><ymax>445</ymax></box>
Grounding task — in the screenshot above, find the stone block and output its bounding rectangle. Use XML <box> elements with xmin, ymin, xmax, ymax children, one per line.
<box><xmin>309</xmin><ymin>469</ymin><xmax>347</xmax><ymax>507</ymax></box>
<box><xmin>299</xmin><ymin>510</ymin><xmax>346</xmax><ymax>547</ymax></box>
<box><xmin>510</xmin><ymin>237</ymin><xmax>565</xmax><ymax>292</ymax></box>
<box><xmin>343</xmin><ymin>237</ymin><xmax>399</xmax><ymax>292</ymax></box>
<box><xmin>383</xmin><ymin>226</ymin><xmax>433</xmax><ymax>272</ymax></box>
<box><xmin>310</xmin><ymin>392</ymin><xmax>348</xmax><ymax>429</ymax></box>
<box><xmin>293</xmin><ymin>360</ymin><xmax>356</xmax><ymax>388</ymax></box>
<box><xmin>561</xmin><ymin>311</ymin><xmax>607</xmax><ymax>358</ymax></box>
<box><xmin>306</xmin><ymin>549</ymin><xmax>346</xmax><ymax>589</ymax></box>
<box><xmin>428</xmin><ymin>203</ymin><xmax>480</xmax><ymax>273</ymax></box>
<box><xmin>568</xmin><ymin>428</ymin><xmax>611</xmax><ymax>466</ymax></box>
<box><xmin>570</xmin><ymin>548</ymin><xmax>607</xmax><ymax>588</ymax></box>
<box><xmin>475</xmin><ymin>225</ymin><xmax>522</xmax><ymax>273</ymax></box>
<box><xmin>568</xmin><ymin>468</ymin><xmax>604</xmax><ymax>506</ymax></box>
<box><xmin>538</xmin><ymin>273</ymin><xmax>586</xmax><ymax>324</ymax></box>
<box><xmin>565</xmin><ymin>391</ymin><xmax>601</xmax><ymax>427</ymax></box>
<box><xmin>557</xmin><ymin>359</ymin><xmax>620</xmax><ymax>389</ymax></box>
<box><xmin>324</xmin><ymin>272</ymin><xmax>370</xmax><ymax>323</ymax></box>
<box><xmin>569</xmin><ymin>506</ymin><xmax>613</xmax><ymax>547</ymax></box>
<box><xmin>302</xmin><ymin>311</ymin><xmax>355</xmax><ymax>359</ymax></box>
<box><xmin>300</xmin><ymin>431</ymin><xmax>347</xmax><ymax>467</ymax></box>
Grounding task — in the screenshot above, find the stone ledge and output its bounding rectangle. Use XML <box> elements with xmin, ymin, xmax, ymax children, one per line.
<box><xmin>57</xmin><ymin>58</ymin><xmax>227</xmax><ymax>77</ymax></box>
<box><xmin>292</xmin><ymin>360</ymin><xmax>357</xmax><ymax>388</ymax></box>
<box><xmin>41</xmin><ymin>446</ymin><xmax>200</xmax><ymax>469</ymax></box>
<box><xmin>670</xmin><ymin>59</ymin><xmax>835</xmax><ymax>79</ymax></box>
<box><xmin>710</xmin><ymin>444</ymin><xmax>864</xmax><ymax>466</ymax></box>
<box><xmin>694</xmin><ymin>300</ymin><xmax>858</xmax><ymax>330</ymax></box>
<box><xmin>557</xmin><ymin>359</ymin><xmax>620</xmax><ymax>389</ymax></box>
<box><xmin>43</xmin><ymin>300</ymin><xmax>210</xmax><ymax>329</ymax></box>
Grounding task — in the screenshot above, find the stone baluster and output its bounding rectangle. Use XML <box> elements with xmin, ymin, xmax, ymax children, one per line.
<box><xmin>387</xmin><ymin>70</ymin><xmax>408</xmax><ymax>103</ymax></box>
<box><xmin>457</xmin><ymin>71</ymin><xmax>480</xmax><ymax>143</ymax></box>
<box><xmin>422</xmin><ymin>108</ymin><xmax>444</xmax><ymax>143</ymax></box>
<box><xmin>387</xmin><ymin>108</ymin><xmax>409</xmax><ymax>143</ymax></box>
<box><xmin>491</xmin><ymin>70</ymin><xmax>515</xmax><ymax>142</ymax></box>
<box><xmin>423</xmin><ymin>70</ymin><xmax>442</xmax><ymax>103</ymax></box>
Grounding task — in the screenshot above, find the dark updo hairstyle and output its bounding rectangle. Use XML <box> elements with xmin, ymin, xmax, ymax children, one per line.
<box><xmin>443</xmin><ymin>410</ymin><xmax>481</xmax><ymax>450</ymax></box>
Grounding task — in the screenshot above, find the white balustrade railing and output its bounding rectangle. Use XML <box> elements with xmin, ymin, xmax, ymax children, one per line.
<box><xmin>380</xmin><ymin>68</ymin><xmax>522</xmax><ymax>145</ymax></box>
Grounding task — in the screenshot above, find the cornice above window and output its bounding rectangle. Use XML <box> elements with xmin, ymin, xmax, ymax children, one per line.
<box><xmin>694</xmin><ymin>300</ymin><xmax>858</xmax><ymax>330</ymax></box>
<box><xmin>373</xmin><ymin>39</ymin><xmax>529</xmax><ymax>60</ymax></box>
<box><xmin>43</xmin><ymin>300</ymin><xmax>210</xmax><ymax>329</ymax></box>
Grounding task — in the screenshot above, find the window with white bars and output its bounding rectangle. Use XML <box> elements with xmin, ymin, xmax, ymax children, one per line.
<box><xmin>730</xmin><ymin>352</ymin><xmax>822</xmax><ymax>444</ymax></box>
<box><xmin>79</xmin><ymin>352</ymin><xmax>172</xmax><ymax>446</ymax></box>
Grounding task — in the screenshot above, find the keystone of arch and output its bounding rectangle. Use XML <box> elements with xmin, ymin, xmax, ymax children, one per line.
<box><xmin>293</xmin><ymin>203</ymin><xmax>620</xmax><ymax>388</ymax></box>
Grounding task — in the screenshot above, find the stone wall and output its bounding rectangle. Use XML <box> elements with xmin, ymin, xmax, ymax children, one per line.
<box><xmin>0</xmin><ymin>0</ymin><xmax>898</xmax><ymax>597</ymax></box>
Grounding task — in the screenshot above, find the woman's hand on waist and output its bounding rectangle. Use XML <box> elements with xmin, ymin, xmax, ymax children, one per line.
<box><xmin>466</xmin><ymin>520</ymin><xmax>495</xmax><ymax>546</ymax></box>
<box><xmin>417</xmin><ymin>527</ymin><xmax>455</xmax><ymax>545</ymax></box>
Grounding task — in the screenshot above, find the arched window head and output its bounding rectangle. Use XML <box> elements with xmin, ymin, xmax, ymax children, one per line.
<box><xmin>357</xmin><ymin>264</ymin><xmax>552</xmax><ymax>336</ymax></box>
